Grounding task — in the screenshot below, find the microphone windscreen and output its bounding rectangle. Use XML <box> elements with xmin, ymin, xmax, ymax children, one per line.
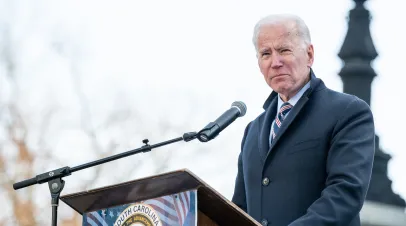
<box><xmin>232</xmin><ymin>101</ymin><xmax>247</xmax><ymax>117</ymax></box>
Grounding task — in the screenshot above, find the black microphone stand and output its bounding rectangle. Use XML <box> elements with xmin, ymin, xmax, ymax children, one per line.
<box><xmin>12</xmin><ymin>132</ymin><xmax>198</xmax><ymax>226</ymax></box>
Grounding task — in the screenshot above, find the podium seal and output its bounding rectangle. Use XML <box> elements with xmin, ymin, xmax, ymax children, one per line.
<box><xmin>114</xmin><ymin>203</ymin><xmax>162</xmax><ymax>226</ymax></box>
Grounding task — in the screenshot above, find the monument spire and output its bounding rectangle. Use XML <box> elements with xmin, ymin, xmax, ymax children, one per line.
<box><xmin>338</xmin><ymin>0</ymin><xmax>405</xmax><ymax>207</ymax></box>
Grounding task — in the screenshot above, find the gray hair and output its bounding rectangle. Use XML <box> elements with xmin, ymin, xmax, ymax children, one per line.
<box><xmin>252</xmin><ymin>14</ymin><xmax>311</xmax><ymax>51</ymax></box>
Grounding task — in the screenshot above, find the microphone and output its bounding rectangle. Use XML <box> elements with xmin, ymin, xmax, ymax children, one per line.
<box><xmin>197</xmin><ymin>101</ymin><xmax>247</xmax><ymax>142</ymax></box>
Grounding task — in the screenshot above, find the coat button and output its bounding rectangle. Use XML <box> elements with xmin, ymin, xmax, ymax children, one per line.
<box><xmin>261</xmin><ymin>219</ymin><xmax>268</xmax><ymax>226</ymax></box>
<box><xmin>262</xmin><ymin>177</ymin><xmax>270</xmax><ymax>186</ymax></box>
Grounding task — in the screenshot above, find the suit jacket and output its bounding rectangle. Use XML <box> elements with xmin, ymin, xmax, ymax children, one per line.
<box><xmin>232</xmin><ymin>70</ymin><xmax>375</xmax><ymax>226</ymax></box>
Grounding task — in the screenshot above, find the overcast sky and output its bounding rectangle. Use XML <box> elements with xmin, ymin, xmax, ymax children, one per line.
<box><xmin>2</xmin><ymin>0</ymin><xmax>406</xmax><ymax>218</ymax></box>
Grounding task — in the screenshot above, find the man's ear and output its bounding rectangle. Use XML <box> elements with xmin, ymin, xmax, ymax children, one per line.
<box><xmin>307</xmin><ymin>44</ymin><xmax>314</xmax><ymax>67</ymax></box>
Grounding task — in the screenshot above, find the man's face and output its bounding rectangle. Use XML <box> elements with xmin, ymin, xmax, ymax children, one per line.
<box><xmin>257</xmin><ymin>23</ymin><xmax>314</xmax><ymax>101</ymax></box>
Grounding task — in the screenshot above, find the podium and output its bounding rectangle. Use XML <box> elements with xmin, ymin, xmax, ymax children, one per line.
<box><xmin>60</xmin><ymin>169</ymin><xmax>260</xmax><ymax>226</ymax></box>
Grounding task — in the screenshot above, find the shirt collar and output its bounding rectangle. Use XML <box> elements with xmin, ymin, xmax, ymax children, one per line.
<box><xmin>277</xmin><ymin>81</ymin><xmax>311</xmax><ymax>110</ymax></box>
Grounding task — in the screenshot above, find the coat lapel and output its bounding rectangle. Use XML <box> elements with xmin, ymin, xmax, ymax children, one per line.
<box><xmin>266</xmin><ymin>92</ymin><xmax>310</xmax><ymax>159</ymax></box>
<box><xmin>258</xmin><ymin>92</ymin><xmax>278</xmax><ymax>161</ymax></box>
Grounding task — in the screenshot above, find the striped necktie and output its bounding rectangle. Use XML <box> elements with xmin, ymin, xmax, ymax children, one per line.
<box><xmin>270</xmin><ymin>102</ymin><xmax>293</xmax><ymax>144</ymax></box>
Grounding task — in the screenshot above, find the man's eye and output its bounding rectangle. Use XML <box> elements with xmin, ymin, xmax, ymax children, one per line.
<box><xmin>261</xmin><ymin>52</ymin><xmax>270</xmax><ymax>56</ymax></box>
<box><xmin>281</xmin><ymin>49</ymin><xmax>290</xmax><ymax>53</ymax></box>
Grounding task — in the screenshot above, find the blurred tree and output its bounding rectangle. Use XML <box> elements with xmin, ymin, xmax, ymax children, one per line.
<box><xmin>0</xmin><ymin>2</ymin><xmax>204</xmax><ymax>225</ymax></box>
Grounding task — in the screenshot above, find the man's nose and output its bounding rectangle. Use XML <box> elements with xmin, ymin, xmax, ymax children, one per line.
<box><xmin>271</xmin><ymin>55</ymin><xmax>283</xmax><ymax>68</ymax></box>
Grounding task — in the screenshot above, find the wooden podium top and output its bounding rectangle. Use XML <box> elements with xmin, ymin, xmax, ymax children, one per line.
<box><xmin>61</xmin><ymin>169</ymin><xmax>201</xmax><ymax>213</ymax></box>
<box><xmin>60</xmin><ymin>169</ymin><xmax>260</xmax><ymax>225</ymax></box>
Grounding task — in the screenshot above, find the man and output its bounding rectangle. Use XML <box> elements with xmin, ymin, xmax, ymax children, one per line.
<box><xmin>232</xmin><ymin>14</ymin><xmax>375</xmax><ymax>226</ymax></box>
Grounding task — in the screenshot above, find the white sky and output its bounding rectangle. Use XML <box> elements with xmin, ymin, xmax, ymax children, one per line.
<box><xmin>3</xmin><ymin>0</ymin><xmax>406</xmax><ymax>220</ymax></box>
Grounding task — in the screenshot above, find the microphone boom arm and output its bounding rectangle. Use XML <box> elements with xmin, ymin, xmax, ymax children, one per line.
<box><xmin>13</xmin><ymin>132</ymin><xmax>198</xmax><ymax>226</ymax></box>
